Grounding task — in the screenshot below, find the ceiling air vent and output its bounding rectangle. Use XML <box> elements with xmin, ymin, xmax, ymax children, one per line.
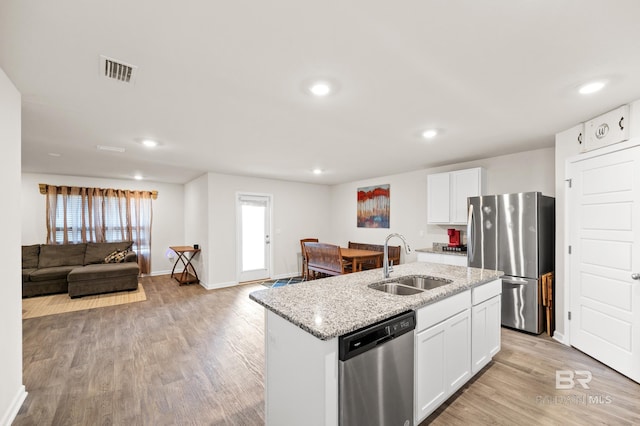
<box><xmin>100</xmin><ymin>55</ymin><xmax>138</xmax><ymax>84</ymax></box>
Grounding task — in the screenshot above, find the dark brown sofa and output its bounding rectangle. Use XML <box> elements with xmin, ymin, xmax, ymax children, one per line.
<box><xmin>22</xmin><ymin>242</ymin><xmax>140</xmax><ymax>298</ymax></box>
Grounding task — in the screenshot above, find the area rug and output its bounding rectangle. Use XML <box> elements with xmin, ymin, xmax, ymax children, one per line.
<box><xmin>22</xmin><ymin>283</ymin><xmax>146</xmax><ymax>319</ymax></box>
<box><xmin>260</xmin><ymin>277</ymin><xmax>305</xmax><ymax>288</ymax></box>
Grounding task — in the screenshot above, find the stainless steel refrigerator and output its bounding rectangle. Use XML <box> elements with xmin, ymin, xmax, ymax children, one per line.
<box><xmin>467</xmin><ymin>192</ymin><xmax>555</xmax><ymax>334</ymax></box>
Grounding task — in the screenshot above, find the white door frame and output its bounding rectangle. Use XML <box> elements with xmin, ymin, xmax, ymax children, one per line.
<box><xmin>236</xmin><ymin>192</ymin><xmax>273</xmax><ymax>282</ymax></box>
<box><xmin>565</xmin><ymin>138</ymin><xmax>640</xmax><ymax>347</ymax></box>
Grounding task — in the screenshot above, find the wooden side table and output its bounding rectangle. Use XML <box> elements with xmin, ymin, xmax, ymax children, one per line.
<box><xmin>170</xmin><ymin>246</ymin><xmax>201</xmax><ymax>285</ymax></box>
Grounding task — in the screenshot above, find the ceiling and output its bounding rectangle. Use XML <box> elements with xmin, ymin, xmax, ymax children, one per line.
<box><xmin>2</xmin><ymin>1</ymin><xmax>640</xmax><ymax>185</ymax></box>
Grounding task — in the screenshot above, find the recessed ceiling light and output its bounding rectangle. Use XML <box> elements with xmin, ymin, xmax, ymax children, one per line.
<box><xmin>579</xmin><ymin>81</ymin><xmax>606</xmax><ymax>95</ymax></box>
<box><xmin>134</xmin><ymin>174</ymin><xmax>143</xmax><ymax>180</ymax></box>
<box><xmin>422</xmin><ymin>129</ymin><xmax>438</xmax><ymax>139</ymax></box>
<box><xmin>312</xmin><ymin>168</ymin><xmax>323</xmax><ymax>175</ymax></box>
<box><xmin>48</xmin><ymin>152</ymin><xmax>61</xmax><ymax>157</ymax></box>
<box><xmin>309</xmin><ymin>81</ymin><xmax>332</xmax><ymax>97</ymax></box>
<box><xmin>142</xmin><ymin>139</ymin><xmax>158</xmax><ymax>147</ymax></box>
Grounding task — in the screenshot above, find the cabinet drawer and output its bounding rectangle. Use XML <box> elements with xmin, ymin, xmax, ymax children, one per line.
<box><xmin>416</xmin><ymin>290</ymin><xmax>470</xmax><ymax>332</ymax></box>
<box><xmin>472</xmin><ymin>279</ymin><xmax>501</xmax><ymax>305</ymax></box>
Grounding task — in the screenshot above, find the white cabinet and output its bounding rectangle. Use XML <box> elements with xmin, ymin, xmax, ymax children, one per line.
<box><xmin>427</xmin><ymin>172</ymin><xmax>451</xmax><ymax>223</ymax></box>
<box><xmin>471</xmin><ymin>279</ymin><xmax>502</xmax><ymax>374</ymax></box>
<box><xmin>451</xmin><ymin>168</ymin><xmax>482</xmax><ymax>223</ymax></box>
<box><xmin>417</xmin><ymin>251</ymin><xmax>467</xmax><ymax>267</ymax></box>
<box><xmin>427</xmin><ymin>167</ymin><xmax>484</xmax><ymax>225</ymax></box>
<box><xmin>414</xmin><ymin>291</ymin><xmax>471</xmax><ymax>424</ymax></box>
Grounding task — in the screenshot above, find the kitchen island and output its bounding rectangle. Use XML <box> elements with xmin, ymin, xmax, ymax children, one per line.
<box><xmin>250</xmin><ymin>262</ymin><xmax>503</xmax><ymax>426</ymax></box>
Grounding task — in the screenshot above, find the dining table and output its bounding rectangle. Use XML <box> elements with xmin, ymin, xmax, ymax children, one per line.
<box><xmin>340</xmin><ymin>247</ymin><xmax>384</xmax><ymax>272</ymax></box>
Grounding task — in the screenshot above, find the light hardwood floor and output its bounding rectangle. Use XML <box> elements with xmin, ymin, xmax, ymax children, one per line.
<box><xmin>16</xmin><ymin>275</ymin><xmax>640</xmax><ymax>425</ymax></box>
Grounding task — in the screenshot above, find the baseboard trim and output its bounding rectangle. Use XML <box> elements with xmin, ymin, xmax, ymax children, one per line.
<box><xmin>272</xmin><ymin>272</ymin><xmax>300</xmax><ymax>280</ymax></box>
<box><xmin>200</xmin><ymin>281</ymin><xmax>237</xmax><ymax>290</ymax></box>
<box><xmin>552</xmin><ymin>331</ymin><xmax>569</xmax><ymax>346</ymax></box>
<box><xmin>149</xmin><ymin>269</ymin><xmax>172</xmax><ymax>277</ymax></box>
<box><xmin>1</xmin><ymin>385</ymin><xmax>27</xmax><ymax>426</ymax></box>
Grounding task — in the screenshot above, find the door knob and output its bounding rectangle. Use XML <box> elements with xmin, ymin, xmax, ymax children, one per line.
<box><xmin>632</xmin><ymin>273</ymin><xmax>640</xmax><ymax>280</ymax></box>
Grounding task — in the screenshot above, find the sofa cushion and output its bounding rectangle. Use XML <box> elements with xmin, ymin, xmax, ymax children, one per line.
<box><xmin>22</xmin><ymin>268</ymin><xmax>36</xmax><ymax>283</ymax></box>
<box><xmin>38</xmin><ymin>244</ymin><xmax>87</xmax><ymax>268</ymax></box>
<box><xmin>29</xmin><ymin>265</ymin><xmax>80</xmax><ymax>282</ymax></box>
<box><xmin>67</xmin><ymin>263</ymin><xmax>140</xmax><ymax>282</ymax></box>
<box><xmin>84</xmin><ymin>241</ymin><xmax>133</xmax><ymax>265</ymax></box>
<box><xmin>22</xmin><ymin>244</ymin><xmax>40</xmax><ymax>269</ymax></box>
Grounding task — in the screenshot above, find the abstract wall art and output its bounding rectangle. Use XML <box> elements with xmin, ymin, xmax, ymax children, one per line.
<box><xmin>357</xmin><ymin>184</ymin><xmax>390</xmax><ymax>228</ymax></box>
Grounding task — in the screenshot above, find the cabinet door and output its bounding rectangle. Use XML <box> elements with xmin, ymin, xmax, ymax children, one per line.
<box><xmin>444</xmin><ymin>254</ymin><xmax>468</xmax><ymax>267</ymax></box>
<box><xmin>450</xmin><ymin>168</ymin><xmax>482</xmax><ymax>224</ymax></box>
<box><xmin>417</xmin><ymin>252</ymin><xmax>443</xmax><ymax>264</ymax></box>
<box><xmin>415</xmin><ymin>309</ymin><xmax>471</xmax><ymax>424</ymax></box>
<box><xmin>427</xmin><ymin>172</ymin><xmax>451</xmax><ymax>224</ymax></box>
<box><xmin>471</xmin><ymin>295</ymin><xmax>501</xmax><ymax>374</ymax></box>
<box><xmin>446</xmin><ymin>309</ymin><xmax>472</xmax><ymax>392</ymax></box>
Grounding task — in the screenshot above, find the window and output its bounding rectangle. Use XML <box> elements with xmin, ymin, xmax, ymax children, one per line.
<box><xmin>44</xmin><ymin>185</ymin><xmax>154</xmax><ymax>274</ymax></box>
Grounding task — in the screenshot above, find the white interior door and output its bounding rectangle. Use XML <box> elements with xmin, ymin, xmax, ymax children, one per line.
<box><xmin>237</xmin><ymin>194</ymin><xmax>271</xmax><ymax>282</ymax></box>
<box><xmin>568</xmin><ymin>143</ymin><xmax>640</xmax><ymax>383</ymax></box>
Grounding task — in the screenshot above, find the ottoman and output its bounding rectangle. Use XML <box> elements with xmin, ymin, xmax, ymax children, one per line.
<box><xmin>67</xmin><ymin>262</ymin><xmax>140</xmax><ymax>298</ymax></box>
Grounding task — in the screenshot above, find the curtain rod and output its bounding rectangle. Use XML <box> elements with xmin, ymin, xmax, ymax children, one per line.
<box><xmin>39</xmin><ymin>183</ymin><xmax>158</xmax><ymax>200</ymax></box>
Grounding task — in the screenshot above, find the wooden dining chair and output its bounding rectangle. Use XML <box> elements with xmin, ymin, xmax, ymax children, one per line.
<box><xmin>304</xmin><ymin>242</ymin><xmax>350</xmax><ymax>278</ymax></box>
<box><xmin>300</xmin><ymin>238</ymin><xmax>319</xmax><ymax>280</ymax></box>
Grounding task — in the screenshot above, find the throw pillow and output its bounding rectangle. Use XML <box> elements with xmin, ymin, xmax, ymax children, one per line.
<box><xmin>104</xmin><ymin>249</ymin><xmax>128</xmax><ymax>264</ymax></box>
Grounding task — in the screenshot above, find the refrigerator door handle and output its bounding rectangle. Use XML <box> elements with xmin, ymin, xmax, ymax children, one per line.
<box><xmin>467</xmin><ymin>203</ymin><xmax>475</xmax><ymax>261</ymax></box>
<box><xmin>502</xmin><ymin>276</ymin><xmax>529</xmax><ymax>285</ymax></box>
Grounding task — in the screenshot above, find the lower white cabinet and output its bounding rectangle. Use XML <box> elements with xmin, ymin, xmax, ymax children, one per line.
<box><xmin>414</xmin><ymin>291</ymin><xmax>471</xmax><ymax>424</ymax></box>
<box><xmin>471</xmin><ymin>279</ymin><xmax>502</xmax><ymax>374</ymax></box>
<box><xmin>417</xmin><ymin>251</ymin><xmax>467</xmax><ymax>267</ymax></box>
<box><xmin>471</xmin><ymin>295</ymin><xmax>501</xmax><ymax>373</ymax></box>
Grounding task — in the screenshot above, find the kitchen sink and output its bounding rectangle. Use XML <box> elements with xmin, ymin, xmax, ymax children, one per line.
<box><xmin>368</xmin><ymin>282</ymin><xmax>424</xmax><ymax>296</ymax></box>
<box><xmin>368</xmin><ymin>275</ymin><xmax>453</xmax><ymax>296</ymax></box>
<box><xmin>395</xmin><ymin>275</ymin><xmax>452</xmax><ymax>290</ymax></box>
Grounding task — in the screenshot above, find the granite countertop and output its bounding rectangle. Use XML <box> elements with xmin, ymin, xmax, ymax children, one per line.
<box><xmin>415</xmin><ymin>242</ymin><xmax>468</xmax><ymax>257</ymax></box>
<box><xmin>249</xmin><ymin>262</ymin><xmax>502</xmax><ymax>340</ymax></box>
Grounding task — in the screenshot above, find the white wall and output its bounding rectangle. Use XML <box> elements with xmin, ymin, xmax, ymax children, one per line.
<box><xmin>329</xmin><ymin>169</ymin><xmax>427</xmax><ymax>263</ymax></box>
<box><xmin>184</xmin><ymin>174</ymin><xmax>210</xmax><ymax>286</ymax></box>
<box><xmin>21</xmin><ymin>173</ymin><xmax>185</xmax><ymax>275</ymax></box>
<box><xmin>0</xmin><ymin>68</ymin><xmax>27</xmax><ymax>426</ymax></box>
<box><xmin>329</xmin><ymin>147</ymin><xmax>555</xmax><ymax>260</ymax></box>
<box><xmin>189</xmin><ymin>172</ymin><xmax>332</xmax><ymax>288</ymax></box>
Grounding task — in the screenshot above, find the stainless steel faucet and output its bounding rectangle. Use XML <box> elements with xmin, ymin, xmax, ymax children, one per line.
<box><xmin>383</xmin><ymin>233</ymin><xmax>411</xmax><ymax>278</ymax></box>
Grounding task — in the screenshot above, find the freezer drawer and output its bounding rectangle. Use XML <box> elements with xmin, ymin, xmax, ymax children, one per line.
<box><xmin>501</xmin><ymin>276</ymin><xmax>545</xmax><ymax>334</ymax></box>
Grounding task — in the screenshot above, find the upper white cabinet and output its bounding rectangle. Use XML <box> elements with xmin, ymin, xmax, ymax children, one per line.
<box><xmin>426</xmin><ymin>172</ymin><xmax>451</xmax><ymax>223</ymax></box>
<box><xmin>427</xmin><ymin>167</ymin><xmax>485</xmax><ymax>224</ymax></box>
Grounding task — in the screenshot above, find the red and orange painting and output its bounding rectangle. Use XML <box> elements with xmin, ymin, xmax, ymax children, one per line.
<box><xmin>357</xmin><ymin>184</ymin><xmax>390</xmax><ymax>228</ymax></box>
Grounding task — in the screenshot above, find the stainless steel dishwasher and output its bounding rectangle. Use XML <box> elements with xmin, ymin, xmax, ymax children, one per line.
<box><xmin>338</xmin><ymin>311</ymin><xmax>415</xmax><ymax>426</ymax></box>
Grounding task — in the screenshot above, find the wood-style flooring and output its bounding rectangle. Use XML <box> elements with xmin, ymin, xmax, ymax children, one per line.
<box><xmin>16</xmin><ymin>275</ymin><xmax>640</xmax><ymax>425</ymax></box>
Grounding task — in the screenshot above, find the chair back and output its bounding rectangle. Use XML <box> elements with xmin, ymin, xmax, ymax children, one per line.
<box><xmin>300</xmin><ymin>238</ymin><xmax>319</xmax><ymax>279</ymax></box>
<box><xmin>304</xmin><ymin>242</ymin><xmax>345</xmax><ymax>276</ymax></box>
<box><xmin>300</xmin><ymin>238</ymin><xmax>319</xmax><ymax>261</ymax></box>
